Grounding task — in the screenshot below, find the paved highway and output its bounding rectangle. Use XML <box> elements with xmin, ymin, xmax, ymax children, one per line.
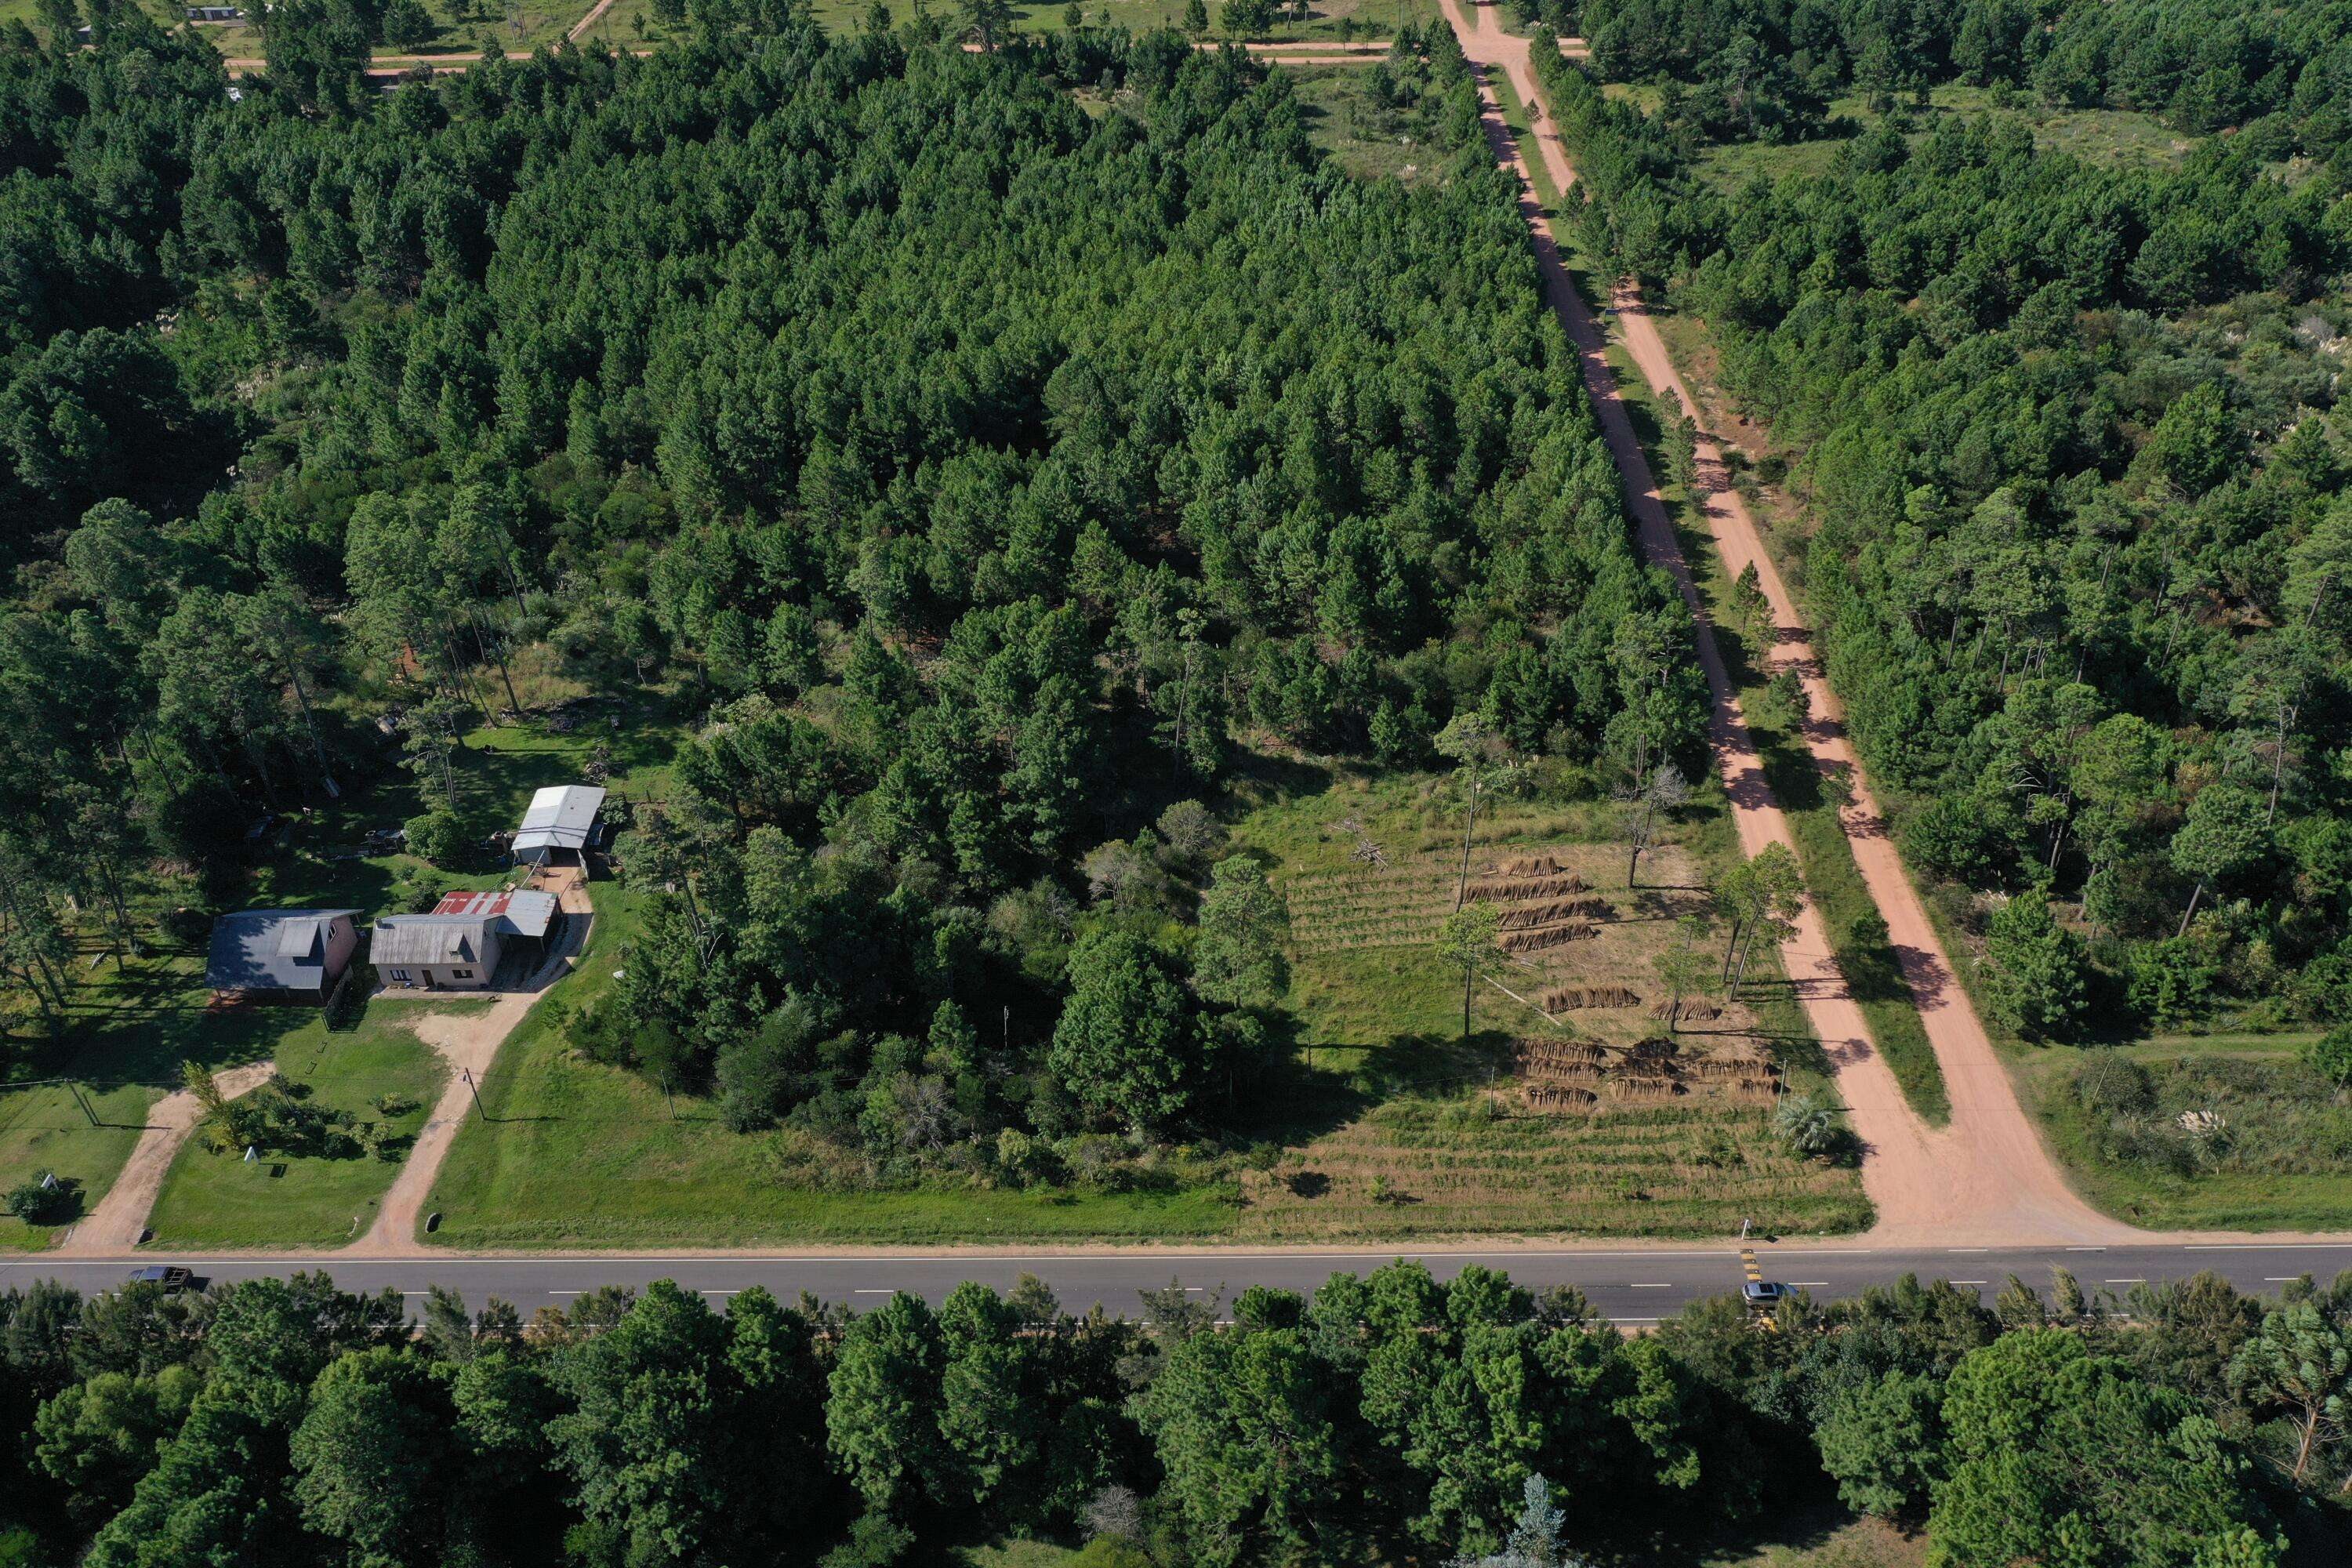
<box><xmin>9</xmin><ymin>1243</ymin><xmax>2352</xmax><ymax>1323</ymax></box>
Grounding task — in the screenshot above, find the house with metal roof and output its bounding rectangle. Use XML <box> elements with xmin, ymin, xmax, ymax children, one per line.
<box><xmin>205</xmin><ymin>909</ymin><xmax>360</xmax><ymax>1003</ymax></box>
<box><xmin>510</xmin><ymin>785</ymin><xmax>606</xmax><ymax>866</ymax></box>
<box><xmin>372</xmin><ymin>914</ymin><xmax>503</xmax><ymax>991</ymax></box>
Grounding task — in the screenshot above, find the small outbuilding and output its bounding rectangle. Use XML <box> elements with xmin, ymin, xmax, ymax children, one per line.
<box><xmin>205</xmin><ymin>909</ymin><xmax>361</xmax><ymax>1004</ymax></box>
<box><xmin>372</xmin><ymin>914</ymin><xmax>501</xmax><ymax>991</ymax></box>
<box><xmin>510</xmin><ymin>785</ymin><xmax>606</xmax><ymax>868</ymax></box>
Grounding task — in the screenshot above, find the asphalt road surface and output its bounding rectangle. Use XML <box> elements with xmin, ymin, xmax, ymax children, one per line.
<box><xmin>10</xmin><ymin>1243</ymin><xmax>2352</xmax><ymax>1323</ymax></box>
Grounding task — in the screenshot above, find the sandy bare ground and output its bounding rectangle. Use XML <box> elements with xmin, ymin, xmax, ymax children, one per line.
<box><xmin>1436</xmin><ymin>0</ymin><xmax>2143</xmax><ymax>1246</ymax></box>
<box><xmin>56</xmin><ymin>1062</ymin><xmax>280</xmax><ymax>1256</ymax></box>
<box><xmin>343</xmin><ymin>869</ymin><xmax>595</xmax><ymax>1258</ymax></box>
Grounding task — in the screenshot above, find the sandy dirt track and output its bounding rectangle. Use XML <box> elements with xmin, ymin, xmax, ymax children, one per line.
<box><xmin>345</xmin><ymin>869</ymin><xmax>595</xmax><ymax>1257</ymax></box>
<box><xmin>1434</xmin><ymin>0</ymin><xmax>2140</xmax><ymax>1247</ymax></box>
<box><xmin>56</xmin><ymin>1062</ymin><xmax>279</xmax><ymax>1256</ymax></box>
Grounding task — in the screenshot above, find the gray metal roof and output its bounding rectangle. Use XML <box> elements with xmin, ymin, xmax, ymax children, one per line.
<box><xmin>511</xmin><ymin>785</ymin><xmax>604</xmax><ymax>855</ymax></box>
<box><xmin>372</xmin><ymin>915</ymin><xmax>495</xmax><ymax>968</ymax></box>
<box><xmin>432</xmin><ymin>887</ymin><xmax>558</xmax><ymax>938</ymax></box>
<box><xmin>206</xmin><ymin>909</ymin><xmax>357</xmax><ymax>993</ymax></box>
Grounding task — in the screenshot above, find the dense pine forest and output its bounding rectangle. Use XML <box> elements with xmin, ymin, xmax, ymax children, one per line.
<box><xmin>4</xmin><ymin>1261</ymin><xmax>2349</xmax><ymax>1566</ymax></box>
<box><xmin>0</xmin><ymin>15</ymin><xmax>1704</xmax><ymax>1152</ymax></box>
<box><xmin>1539</xmin><ymin>0</ymin><xmax>2352</xmax><ymax>1040</ymax></box>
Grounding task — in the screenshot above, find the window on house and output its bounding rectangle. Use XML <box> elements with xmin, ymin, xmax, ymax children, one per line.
<box><xmin>452</xmin><ymin>969</ymin><xmax>473</xmax><ymax>979</ymax></box>
<box><xmin>390</xmin><ymin>969</ymin><xmax>410</xmax><ymax>982</ymax></box>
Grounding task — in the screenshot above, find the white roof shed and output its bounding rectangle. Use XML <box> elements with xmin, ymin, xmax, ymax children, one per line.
<box><xmin>510</xmin><ymin>785</ymin><xmax>605</xmax><ymax>858</ymax></box>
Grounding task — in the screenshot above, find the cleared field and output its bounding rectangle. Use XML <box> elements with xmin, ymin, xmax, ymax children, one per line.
<box><xmin>1692</xmin><ymin>82</ymin><xmax>2198</xmax><ymax>196</ymax></box>
<box><xmin>143</xmin><ymin>1001</ymin><xmax>478</xmax><ymax>1249</ymax></box>
<box><xmin>1287</xmin><ymin>61</ymin><xmax>1452</xmax><ymax>184</ymax></box>
<box><xmin>1230</xmin><ymin>768</ymin><xmax>1867</xmax><ymax>1240</ymax></box>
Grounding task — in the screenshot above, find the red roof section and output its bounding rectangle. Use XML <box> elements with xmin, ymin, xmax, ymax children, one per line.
<box><xmin>434</xmin><ymin>889</ymin><xmax>527</xmax><ymax>918</ymax></box>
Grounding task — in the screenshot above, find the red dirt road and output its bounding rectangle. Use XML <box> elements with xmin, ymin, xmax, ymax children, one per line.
<box><xmin>1436</xmin><ymin>0</ymin><xmax>2136</xmax><ymax>1246</ymax></box>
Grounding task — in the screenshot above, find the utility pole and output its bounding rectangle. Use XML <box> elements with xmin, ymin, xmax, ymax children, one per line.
<box><xmin>462</xmin><ymin>1067</ymin><xmax>485</xmax><ymax>1121</ymax></box>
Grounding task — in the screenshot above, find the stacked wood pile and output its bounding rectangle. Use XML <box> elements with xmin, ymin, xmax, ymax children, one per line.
<box><xmin>1519</xmin><ymin>1038</ymin><xmax>1606</xmax><ymax>1076</ymax></box>
<box><xmin>1489</xmin><ymin>855</ymin><xmax>1584</xmax><ymax>887</ymax></box>
<box><xmin>1501</xmin><ymin>920</ymin><xmax>1599</xmax><ymax>953</ymax></box>
<box><xmin>1649</xmin><ymin>999</ymin><xmax>1724</xmax><ymax>1022</ymax></box>
<box><xmin>1517</xmin><ymin>1026</ymin><xmax>1779</xmax><ymax>1112</ymax></box>
<box><xmin>1684</xmin><ymin>1042</ymin><xmax>1779</xmax><ymax>1098</ymax></box>
<box><xmin>1497</xmin><ymin>897</ymin><xmax>1610</xmax><ymax>931</ymax></box>
<box><xmin>1469</xmin><ymin>873</ymin><xmax>1595</xmax><ymax>902</ymax></box>
<box><xmin>1541</xmin><ymin>984</ymin><xmax>1641</xmax><ymax>1011</ymax></box>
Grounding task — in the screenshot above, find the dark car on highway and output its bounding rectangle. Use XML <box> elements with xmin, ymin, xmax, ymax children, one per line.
<box><xmin>128</xmin><ymin>1265</ymin><xmax>193</xmax><ymax>1293</ymax></box>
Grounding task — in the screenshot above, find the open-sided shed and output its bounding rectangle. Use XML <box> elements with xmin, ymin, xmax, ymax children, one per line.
<box><xmin>510</xmin><ymin>785</ymin><xmax>605</xmax><ymax>867</ymax></box>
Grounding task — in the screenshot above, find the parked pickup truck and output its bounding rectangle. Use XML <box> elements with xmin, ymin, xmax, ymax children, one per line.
<box><xmin>127</xmin><ymin>1265</ymin><xmax>193</xmax><ymax>1294</ymax></box>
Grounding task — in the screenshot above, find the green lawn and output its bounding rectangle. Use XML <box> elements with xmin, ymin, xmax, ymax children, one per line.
<box><xmin>425</xmin><ymin>880</ymin><xmax>1240</xmax><ymax>1247</ymax></box>
<box><xmin>0</xmin><ymin>952</ymin><xmax>328</xmax><ymax>1247</ymax></box>
<box><xmin>142</xmin><ymin>1001</ymin><xmax>481</xmax><ymax>1248</ymax></box>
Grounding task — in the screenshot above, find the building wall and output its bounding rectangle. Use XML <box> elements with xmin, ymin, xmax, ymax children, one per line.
<box><xmin>321</xmin><ymin>916</ymin><xmax>358</xmax><ymax>980</ymax></box>
<box><xmin>379</xmin><ymin>929</ymin><xmax>503</xmax><ymax>990</ymax></box>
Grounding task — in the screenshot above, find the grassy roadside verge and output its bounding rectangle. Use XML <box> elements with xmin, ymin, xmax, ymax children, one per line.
<box><xmin>1497</xmin><ymin>73</ymin><xmax>1950</xmax><ymax>1125</ymax></box>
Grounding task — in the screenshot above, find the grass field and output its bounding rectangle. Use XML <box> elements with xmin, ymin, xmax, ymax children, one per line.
<box><xmin>423</xmin><ymin>877</ymin><xmax>1243</xmax><ymax>1247</ymax></box>
<box><xmin>1689</xmin><ymin>82</ymin><xmax>2197</xmax><ymax>195</ymax></box>
<box><xmin>142</xmin><ymin>1001</ymin><xmax>481</xmax><ymax>1248</ymax></box>
<box><xmin>1288</xmin><ymin>63</ymin><xmax>1450</xmax><ymax>185</ymax></box>
<box><xmin>426</xmin><ymin>756</ymin><xmax>1868</xmax><ymax>1248</ymax></box>
<box><xmin>2002</xmin><ymin>1031</ymin><xmax>2352</xmax><ymax>1232</ymax></box>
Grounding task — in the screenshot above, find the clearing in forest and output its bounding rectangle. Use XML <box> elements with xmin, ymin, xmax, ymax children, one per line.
<box><xmin>1229</xmin><ymin>765</ymin><xmax>1867</xmax><ymax>1241</ymax></box>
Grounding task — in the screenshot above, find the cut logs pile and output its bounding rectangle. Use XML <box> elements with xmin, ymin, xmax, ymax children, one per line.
<box><xmin>1501</xmin><ymin>921</ymin><xmax>1599</xmax><ymax>953</ymax></box>
<box><xmin>1681</xmin><ymin>1041</ymin><xmax>1780</xmax><ymax>1099</ymax></box>
<box><xmin>1518</xmin><ymin>1037</ymin><xmax>1602</xmax><ymax>1110</ymax></box>
<box><xmin>1649</xmin><ymin>999</ymin><xmax>1724</xmax><ymax>1023</ymax></box>
<box><xmin>1471</xmin><ymin>860</ymin><xmax>1611</xmax><ymax>954</ymax></box>
<box><xmin>1515</xmin><ymin>1035</ymin><xmax>1778</xmax><ymax>1112</ymax></box>
<box><xmin>1540</xmin><ymin>983</ymin><xmax>1642</xmax><ymax>1011</ymax></box>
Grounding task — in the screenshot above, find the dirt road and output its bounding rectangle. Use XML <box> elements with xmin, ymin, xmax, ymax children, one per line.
<box><xmin>344</xmin><ymin>869</ymin><xmax>594</xmax><ymax>1257</ymax></box>
<box><xmin>57</xmin><ymin>1062</ymin><xmax>279</xmax><ymax>1256</ymax></box>
<box><xmin>1436</xmin><ymin>0</ymin><xmax>2132</xmax><ymax>1246</ymax></box>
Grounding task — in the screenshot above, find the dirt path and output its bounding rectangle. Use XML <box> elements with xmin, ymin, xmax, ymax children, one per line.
<box><xmin>343</xmin><ymin>872</ymin><xmax>595</xmax><ymax>1258</ymax></box>
<box><xmin>567</xmin><ymin>0</ymin><xmax>621</xmax><ymax>42</ymax></box>
<box><xmin>1436</xmin><ymin>0</ymin><xmax>2134</xmax><ymax>1247</ymax></box>
<box><xmin>56</xmin><ymin>1062</ymin><xmax>279</xmax><ymax>1256</ymax></box>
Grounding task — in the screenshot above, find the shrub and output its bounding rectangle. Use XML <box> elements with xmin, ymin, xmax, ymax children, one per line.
<box><xmin>2307</xmin><ymin>1026</ymin><xmax>2352</xmax><ymax>1090</ymax></box>
<box><xmin>5</xmin><ymin>1179</ymin><xmax>74</xmax><ymax>1225</ymax></box>
<box><xmin>404</xmin><ymin>808</ymin><xmax>470</xmax><ymax>867</ymax></box>
<box><xmin>1776</xmin><ymin>1092</ymin><xmax>1840</xmax><ymax>1156</ymax></box>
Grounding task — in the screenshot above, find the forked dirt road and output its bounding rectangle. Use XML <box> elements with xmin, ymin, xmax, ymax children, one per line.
<box><xmin>345</xmin><ymin>869</ymin><xmax>594</xmax><ymax>1258</ymax></box>
<box><xmin>57</xmin><ymin>1062</ymin><xmax>278</xmax><ymax>1256</ymax></box>
<box><xmin>1436</xmin><ymin>0</ymin><xmax>2137</xmax><ymax>1246</ymax></box>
